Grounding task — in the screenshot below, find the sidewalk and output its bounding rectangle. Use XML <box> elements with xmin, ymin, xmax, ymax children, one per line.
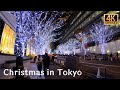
<box><xmin>23</xmin><ymin>61</ymin><xmax>81</xmax><ymax>79</ymax></box>
<box><xmin>0</xmin><ymin>68</ymin><xmax>13</xmax><ymax>79</ymax></box>
<box><xmin>0</xmin><ymin>60</ymin><xmax>83</xmax><ymax>79</ymax></box>
<box><xmin>23</xmin><ymin>60</ymin><xmax>45</xmax><ymax>79</ymax></box>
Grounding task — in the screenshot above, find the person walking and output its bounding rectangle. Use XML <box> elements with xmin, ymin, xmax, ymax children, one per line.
<box><xmin>36</xmin><ymin>55</ymin><xmax>42</xmax><ymax>77</ymax></box>
<box><xmin>15</xmin><ymin>56</ymin><xmax>24</xmax><ymax>79</ymax></box>
<box><xmin>52</xmin><ymin>55</ymin><xmax>55</xmax><ymax>63</ymax></box>
<box><xmin>34</xmin><ymin>56</ymin><xmax>37</xmax><ymax>63</ymax></box>
<box><xmin>110</xmin><ymin>53</ymin><xmax>113</xmax><ymax>61</ymax></box>
<box><xmin>42</xmin><ymin>53</ymin><xmax>50</xmax><ymax>77</ymax></box>
<box><xmin>116</xmin><ymin>52</ymin><xmax>119</xmax><ymax>61</ymax></box>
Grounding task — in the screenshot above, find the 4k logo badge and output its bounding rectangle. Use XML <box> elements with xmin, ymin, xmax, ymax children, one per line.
<box><xmin>104</xmin><ymin>14</ymin><xmax>118</xmax><ymax>25</ymax></box>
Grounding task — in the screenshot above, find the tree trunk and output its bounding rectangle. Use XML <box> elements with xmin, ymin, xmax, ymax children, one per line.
<box><xmin>83</xmin><ymin>47</ymin><xmax>86</xmax><ymax>60</ymax></box>
<box><xmin>99</xmin><ymin>43</ymin><xmax>106</xmax><ymax>61</ymax></box>
<box><xmin>100</xmin><ymin>43</ymin><xmax>106</xmax><ymax>54</ymax></box>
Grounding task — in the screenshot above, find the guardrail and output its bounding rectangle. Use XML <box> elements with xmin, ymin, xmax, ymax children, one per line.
<box><xmin>54</xmin><ymin>59</ymin><xmax>65</xmax><ymax>68</ymax></box>
<box><xmin>79</xmin><ymin>60</ymin><xmax>120</xmax><ymax>79</ymax></box>
<box><xmin>54</xmin><ymin>56</ymin><xmax>120</xmax><ymax>79</ymax></box>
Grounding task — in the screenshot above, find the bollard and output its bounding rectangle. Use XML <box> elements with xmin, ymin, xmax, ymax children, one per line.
<box><xmin>104</xmin><ymin>67</ymin><xmax>106</xmax><ymax>79</ymax></box>
<box><xmin>96</xmin><ymin>67</ymin><xmax>101</xmax><ymax>78</ymax></box>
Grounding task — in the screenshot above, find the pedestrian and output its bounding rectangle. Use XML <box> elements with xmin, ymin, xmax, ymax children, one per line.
<box><xmin>42</xmin><ymin>53</ymin><xmax>50</xmax><ymax>77</ymax></box>
<box><xmin>52</xmin><ymin>55</ymin><xmax>55</xmax><ymax>62</ymax></box>
<box><xmin>16</xmin><ymin>56</ymin><xmax>24</xmax><ymax>79</ymax></box>
<box><xmin>116</xmin><ymin>52</ymin><xmax>119</xmax><ymax>61</ymax></box>
<box><xmin>37</xmin><ymin>55</ymin><xmax>42</xmax><ymax>76</ymax></box>
<box><xmin>94</xmin><ymin>55</ymin><xmax>97</xmax><ymax>59</ymax></box>
<box><xmin>110</xmin><ymin>53</ymin><xmax>113</xmax><ymax>61</ymax></box>
<box><xmin>34</xmin><ymin>56</ymin><xmax>37</xmax><ymax>63</ymax></box>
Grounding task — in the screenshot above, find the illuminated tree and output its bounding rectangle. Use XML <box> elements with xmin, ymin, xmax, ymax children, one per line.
<box><xmin>75</xmin><ymin>32</ymin><xmax>88</xmax><ymax>60</ymax></box>
<box><xmin>14</xmin><ymin>11</ymin><xmax>67</xmax><ymax>57</ymax></box>
<box><xmin>56</xmin><ymin>38</ymin><xmax>81</xmax><ymax>55</ymax></box>
<box><xmin>89</xmin><ymin>21</ymin><xmax>113</xmax><ymax>54</ymax></box>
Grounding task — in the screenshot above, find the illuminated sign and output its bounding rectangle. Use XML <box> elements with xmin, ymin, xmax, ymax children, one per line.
<box><xmin>104</xmin><ymin>14</ymin><xmax>118</xmax><ymax>25</ymax></box>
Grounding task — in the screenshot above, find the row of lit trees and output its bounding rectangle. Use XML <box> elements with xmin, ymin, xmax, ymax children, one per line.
<box><xmin>11</xmin><ymin>11</ymin><xmax>114</xmax><ymax>57</ymax></box>
<box><xmin>13</xmin><ymin>11</ymin><xmax>67</xmax><ymax>57</ymax></box>
<box><xmin>56</xmin><ymin>21</ymin><xmax>114</xmax><ymax>57</ymax></box>
<box><xmin>56</xmin><ymin>38</ymin><xmax>81</xmax><ymax>54</ymax></box>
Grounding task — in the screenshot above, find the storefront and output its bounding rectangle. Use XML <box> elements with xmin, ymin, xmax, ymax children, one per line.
<box><xmin>0</xmin><ymin>24</ymin><xmax>16</xmax><ymax>55</ymax></box>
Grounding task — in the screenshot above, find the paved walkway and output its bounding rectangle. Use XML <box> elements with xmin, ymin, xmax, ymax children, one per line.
<box><xmin>23</xmin><ymin>60</ymin><xmax>80</xmax><ymax>79</ymax></box>
<box><xmin>23</xmin><ymin>60</ymin><xmax>45</xmax><ymax>79</ymax></box>
<box><xmin>0</xmin><ymin>59</ymin><xmax>98</xmax><ymax>79</ymax></box>
<box><xmin>0</xmin><ymin>68</ymin><xmax>13</xmax><ymax>79</ymax></box>
<box><xmin>23</xmin><ymin>61</ymin><xmax>73</xmax><ymax>79</ymax></box>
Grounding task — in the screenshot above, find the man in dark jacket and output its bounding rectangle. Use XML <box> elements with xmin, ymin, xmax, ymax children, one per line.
<box><xmin>42</xmin><ymin>53</ymin><xmax>50</xmax><ymax>77</ymax></box>
<box><xmin>52</xmin><ymin>55</ymin><xmax>55</xmax><ymax>62</ymax></box>
<box><xmin>116</xmin><ymin>52</ymin><xmax>119</xmax><ymax>61</ymax></box>
<box><xmin>110</xmin><ymin>53</ymin><xmax>113</xmax><ymax>61</ymax></box>
<box><xmin>15</xmin><ymin>56</ymin><xmax>24</xmax><ymax>79</ymax></box>
<box><xmin>37</xmin><ymin>55</ymin><xmax>42</xmax><ymax>76</ymax></box>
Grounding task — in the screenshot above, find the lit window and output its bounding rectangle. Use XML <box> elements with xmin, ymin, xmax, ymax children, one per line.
<box><xmin>79</xmin><ymin>32</ymin><xmax>81</xmax><ymax>34</ymax></box>
<box><xmin>117</xmin><ymin>51</ymin><xmax>120</xmax><ymax>53</ymax></box>
<box><xmin>107</xmin><ymin>50</ymin><xmax>110</xmax><ymax>53</ymax></box>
